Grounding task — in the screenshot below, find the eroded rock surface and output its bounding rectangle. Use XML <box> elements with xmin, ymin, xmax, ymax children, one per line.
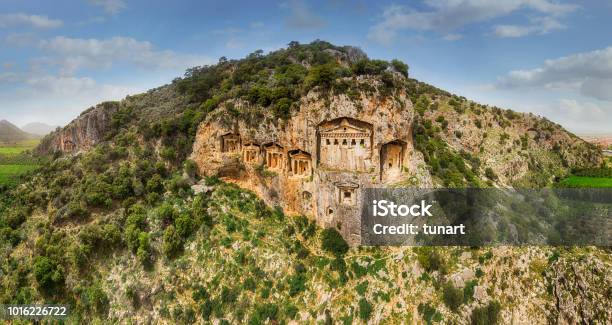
<box><xmin>192</xmin><ymin>82</ymin><xmax>422</xmax><ymax>245</ymax></box>
<box><xmin>37</xmin><ymin>102</ymin><xmax>120</xmax><ymax>154</ymax></box>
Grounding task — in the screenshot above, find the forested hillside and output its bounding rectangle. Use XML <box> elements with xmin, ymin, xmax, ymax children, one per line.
<box><xmin>1</xmin><ymin>41</ymin><xmax>608</xmax><ymax>324</ymax></box>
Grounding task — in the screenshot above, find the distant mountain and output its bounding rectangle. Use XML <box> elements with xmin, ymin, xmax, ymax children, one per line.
<box><xmin>21</xmin><ymin>122</ymin><xmax>59</xmax><ymax>136</ymax></box>
<box><xmin>0</xmin><ymin>120</ymin><xmax>38</xmax><ymax>143</ymax></box>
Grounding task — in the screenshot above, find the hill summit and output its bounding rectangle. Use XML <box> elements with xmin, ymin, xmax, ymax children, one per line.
<box><xmin>0</xmin><ymin>119</ymin><xmax>37</xmax><ymax>144</ymax></box>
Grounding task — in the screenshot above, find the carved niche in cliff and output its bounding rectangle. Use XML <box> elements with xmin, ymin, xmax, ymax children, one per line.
<box><xmin>302</xmin><ymin>191</ymin><xmax>313</xmax><ymax>212</ymax></box>
<box><xmin>288</xmin><ymin>150</ymin><xmax>312</xmax><ymax>177</ymax></box>
<box><xmin>380</xmin><ymin>140</ymin><xmax>406</xmax><ymax>181</ymax></box>
<box><xmin>335</xmin><ymin>181</ymin><xmax>359</xmax><ymax>206</ymax></box>
<box><xmin>317</xmin><ymin>118</ymin><xmax>373</xmax><ymax>171</ymax></box>
<box><xmin>63</xmin><ymin>140</ymin><xmax>75</xmax><ymax>152</ymax></box>
<box><xmin>264</xmin><ymin>143</ymin><xmax>284</xmax><ymax>171</ymax></box>
<box><xmin>221</xmin><ymin>133</ymin><xmax>241</xmax><ymax>153</ymax></box>
<box><xmin>242</xmin><ymin>142</ymin><xmax>260</xmax><ymax>164</ymax></box>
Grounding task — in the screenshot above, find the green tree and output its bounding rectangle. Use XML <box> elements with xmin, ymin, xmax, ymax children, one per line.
<box><xmin>136</xmin><ymin>232</ymin><xmax>152</xmax><ymax>266</ymax></box>
<box><xmin>391</xmin><ymin>59</ymin><xmax>409</xmax><ymax>77</ymax></box>
<box><xmin>162</xmin><ymin>225</ymin><xmax>183</xmax><ymax>258</ymax></box>
<box><xmin>33</xmin><ymin>256</ymin><xmax>64</xmax><ymax>293</ymax></box>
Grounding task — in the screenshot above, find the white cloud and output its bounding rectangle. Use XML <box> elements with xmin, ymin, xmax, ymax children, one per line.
<box><xmin>526</xmin><ymin>99</ymin><xmax>610</xmax><ymax>133</ymax></box>
<box><xmin>39</xmin><ymin>36</ymin><xmax>212</xmax><ymax>73</ymax></box>
<box><xmin>493</xmin><ymin>25</ymin><xmax>532</xmax><ymax>38</ymax></box>
<box><xmin>0</xmin><ymin>35</ymin><xmax>213</xmax><ymax>125</ymax></box>
<box><xmin>0</xmin><ymin>74</ymin><xmax>141</xmax><ymax>126</ymax></box>
<box><xmin>496</xmin><ymin>46</ymin><xmax>612</xmax><ymax>101</ymax></box>
<box><xmin>284</xmin><ymin>0</ymin><xmax>326</xmax><ymax>29</ymax></box>
<box><xmin>493</xmin><ymin>16</ymin><xmax>565</xmax><ymax>38</ymax></box>
<box><xmin>87</xmin><ymin>0</ymin><xmax>127</xmax><ymax>14</ymax></box>
<box><xmin>368</xmin><ymin>0</ymin><xmax>577</xmax><ymax>44</ymax></box>
<box><xmin>443</xmin><ymin>33</ymin><xmax>463</xmax><ymax>41</ymax></box>
<box><xmin>0</xmin><ymin>13</ymin><xmax>63</xmax><ymax>29</ymax></box>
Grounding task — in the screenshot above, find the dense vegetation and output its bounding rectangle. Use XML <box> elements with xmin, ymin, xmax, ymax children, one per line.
<box><xmin>171</xmin><ymin>40</ymin><xmax>407</xmax><ymax>125</ymax></box>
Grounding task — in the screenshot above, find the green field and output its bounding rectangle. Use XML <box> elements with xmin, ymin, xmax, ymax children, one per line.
<box><xmin>0</xmin><ymin>139</ymin><xmax>40</xmax><ymax>155</ymax></box>
<box><xmin>0</xmin><ymin>164</ymin><xmax>39</xmax><ymax>185</ymax></box>
<box><xmin>0</xmin><ymin>140</ymin><xmax>40</xmax><ymax>186</ymax></box>
<box><xmin>558</xmin><ymin>176</ymin><xmax>612</xmax><ymax>188</ymax></box>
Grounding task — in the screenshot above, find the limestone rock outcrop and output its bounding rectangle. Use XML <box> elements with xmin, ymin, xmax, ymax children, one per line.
<box><xmin>192</xmin><ymin>83</ymin><xmax>421</xmax><ymax>245</ymax></box>
<box><xmin>36</xmin><ymin>102</ymin><xmax>120</xmax><ymax>154</ymax></box>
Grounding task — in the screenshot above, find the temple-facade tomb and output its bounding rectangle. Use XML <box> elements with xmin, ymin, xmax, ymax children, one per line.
<box><xmin>221</xmin><ymin>133</ymin><xmax>241</xmax><ymax>153</ymax></box>
<box><xmin>264</xmin><ymin>143</ymin><xmax>284</xmax><ymax>171</ymax></box>
<box><xmin>317</xmin><ymin>118</ymin><xmax>373</xmax><ymax>171</ymax></box>
<box><xmin>288</xmin><ymin>150</ymin><xmax>312</xmax><ymax>177</ymax></box>
<box><xmin>242</xmin><ymin>142</ymin><xmax>260</xmax><ymax>164</ymax></box>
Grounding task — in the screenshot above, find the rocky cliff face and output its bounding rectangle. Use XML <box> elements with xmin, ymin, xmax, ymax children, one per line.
<box><xmin>191</xmin><ymin>79</ymin><xmax>602</xmax><ymax>245</ymax></box>
<box><xmin>36</xmin><ymin>101</ymin><xmax>120</xmax><ymax>154</ymax></box>
<box><xmin>192</xmin><ymin>78</ymin><xmax>428</xmax><ymax>245</ymax></box>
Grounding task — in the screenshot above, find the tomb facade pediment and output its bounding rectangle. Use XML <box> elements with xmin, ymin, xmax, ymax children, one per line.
<box><xmin>334</xmin><ymin>181</ymin><xmax>359</xmax><ymax>189</ymax></box>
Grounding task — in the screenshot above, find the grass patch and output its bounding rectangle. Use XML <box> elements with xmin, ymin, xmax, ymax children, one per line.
<box><xmin>0</xmin><ymin>164</ymin><xmax>39</xmax><ymax>185</ymax></box>
<box><xmin>557</xmin><ymin>176</ymin><xmax>612</xmax><ymax>188</ymax></box>
<box><xmin>0</xmin><ymin>139</ymin><xmax>39</xmax><ymax>154</ymax></box>
<box><xmin>0</xmin><ymin>141</ymin><xmax>41</xmax><ymax>184</ymax></box>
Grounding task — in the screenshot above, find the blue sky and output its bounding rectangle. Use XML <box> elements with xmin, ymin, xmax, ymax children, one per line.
<box><xmin>1</xmin><ymin>0</ymin><xmax>611</xmax><ymax>133</ymax></box>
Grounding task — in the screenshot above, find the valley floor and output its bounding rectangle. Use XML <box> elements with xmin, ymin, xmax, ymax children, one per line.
<box><xmin>0</xmin><ymin>140</ymin><xmax>40</xmax><ymax>186</ymax></box>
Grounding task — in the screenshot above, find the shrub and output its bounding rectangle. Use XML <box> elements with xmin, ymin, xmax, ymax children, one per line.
<box><xmin>184</xmin><ymin>160</ymin><xmax>198</xmax><ymax>178</ymax></box>
<box><xmin>471</xmin><ymin>301</ymin><xmax>501</xmax><ymax>325</ymax></box>
<box><xmin>352</xmin><ymin>59</ymin><xmax>389</xmax><ymax>76</ymax></box>
<box><xmin>220</xmin><ymin>286</ymin><xmax>238</xmax><ymax>305</ymax></box>
<box><xmin>162</xmin><ymin>225</ymin><xmax>183</xmax><ymax>258</ymax></box>
<box><xmin>418</xmin><ymin>303</ymin><xmax>442</xmax><ymax>324</ymax></box>
<box><xmin>358</xmin><ymin>298</ymin><xmax>373</xmax><ymax>321</ymax></box>
<box><xmin>157</xmin><ymin>203</ymin><xmax>176</xmax><ymax>224</ymax></box>
<box><xmin>391</xmin><ymin>59</ymin><xmax>409</xmax><ymax>77</ymax></box>
<box><xmin>415</xmin><ymin>247</ymin><xmax>446</xmax><ymax>273</ymax></box>
<box><xmin>79</xmin><ymin>223</ymin><xmax>121</xmax><ymax>253</ymax></box>
<box><xmin>175</xmin><ymin>213</ymin><xmax>195</xmax><ymax>238</ymax></box>
<box><xmin>160</xmin><ymin>147</ymin><xmax>177</xmax><ymax>161</ymax></box>
<box><xmin>250</xmin><ymin>303</ymin><xmax>279</xmax><ymax>324</ymax></box>
<box><xmin>442</xmin><ymin>282</ymin><xmax>464</xmax><ymax>312</ymax></box>
<box><xmin>33</xmin><ymin>256</ymin><xmax>64</xmax><ymax>293</ymax></box>
<box><xmin>272</xmin><ymin>97</ymin><xmax>293</xmax><ymax>119</ymax></box>
<box><xmin>485</xmin><ymin>167</ymin><xmax>497</xmax><ymax>180</ymax></box>
<box><xmin>284</xmin><ymin>303</ymin><xmax>298</xmax><ymax>319</ymax></box>
<box><xmin>306</xmin><ymin>63</ymin><xmax>338</xmax><ymax>89</ymax></box>
<box><xmin>136</xmin><ymin>232</ymin><xmax>152</xmax><ymax>266</ymax></box>
<box><xmin>321</xmin><ymin>228</ymin><xmax>349</xmax><ymax>257</ymax></box>
<box><xmin>66</xmin><ymin>200</ymin><xmax>89</xmax><ymax>219</ymax></box>
<box><xmin>146</xmin><ymin>174</ymin><xmax>164</xmax><ymax>193</ymax></box>
<box><xmin>80</xmin><ymin>283</ymin><xmax>110</xmax><ymax>315</ymax></box>
<box><xmin>464</xmin><ymin>279</ymin><xmax>478</xmax><ymax>302</ymax></box>
<box><xmin>288</xmin><ymin>273</ymin><xmax>307</xmax><ymax>296</ymax></box>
